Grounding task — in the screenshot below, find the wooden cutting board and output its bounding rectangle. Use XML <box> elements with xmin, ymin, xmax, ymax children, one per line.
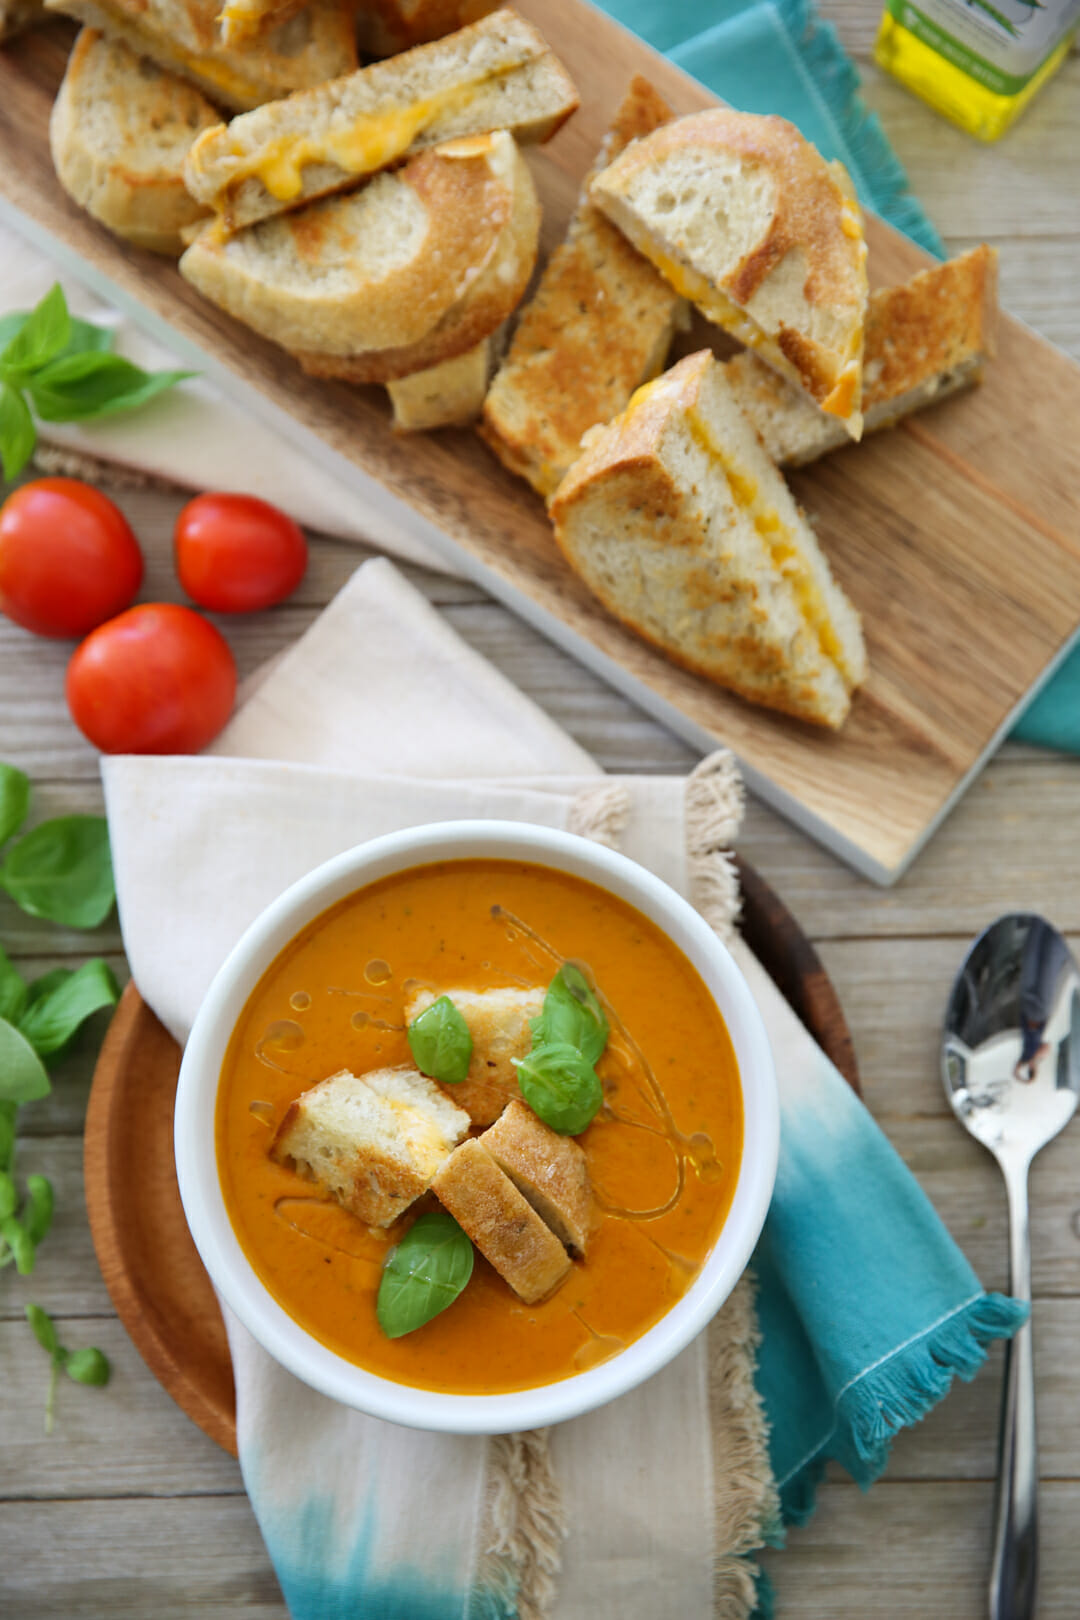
<box><xmin>83</xmin><ymin>857</ymin><xmax>860</xmax><ymax>1456</ymax></box>
<box><xmin>3</xmin><ymin>13</ymin><xmax>1080</xmax><ymax>884</ymax></box>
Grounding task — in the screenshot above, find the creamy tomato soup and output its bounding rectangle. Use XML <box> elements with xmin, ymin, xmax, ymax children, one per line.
<box><xmin>216</xmin><ymin>858</ymin><xmax>743</xmax><ymax>1394</ymax></box>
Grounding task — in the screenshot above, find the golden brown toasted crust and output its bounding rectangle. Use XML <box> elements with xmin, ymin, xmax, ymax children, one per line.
<box><xmin>480</xmin><ymin>1099</ymin><xmax>592</xmax><ymax>1256</ymax></box>
<box><xmin>355</xmin><ymin>0</ymin><xmax>498</xmax><ymax>56</ymax></box>
<box><xmin>432</xmin><ymin>1138</ymin><xmax>572</xmax><ymax>1302</ymax></box>
<box><xmin>480</xmin><ymin>75</ymin><xmax>684</xmax><ymax>498</ymax></box>
<box><xmin>863</xmin><ymin>244</ymin><xmax>998</xmax><ymax>408</ymax></box>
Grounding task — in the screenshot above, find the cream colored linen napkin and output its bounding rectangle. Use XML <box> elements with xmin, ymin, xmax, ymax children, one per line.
<box><xmin>102</xmin><ymin>558</ymin><xmax>773</xmax><ymax>1619</ymax></box>
<box><xmin>0</xmin><ymin>224</ymin><xmax>452</xmax><ymax>573</ymax></box>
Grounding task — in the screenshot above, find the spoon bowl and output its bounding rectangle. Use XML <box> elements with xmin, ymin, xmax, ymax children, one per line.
<box><xmin>943</xmin><ymin>913</ymin><xmax>1080</xmax><ymax>1620</ymax></box>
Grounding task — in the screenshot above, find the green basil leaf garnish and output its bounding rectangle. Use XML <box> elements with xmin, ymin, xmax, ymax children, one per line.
<box><xmin>0</xmin><ymin>1102</ymin><xmax>16</xmax><ymax>1174</ymax></box>
<box><xmin>0</xmin><ymin>764</ymin><xmax>30</xmax><ymax>847</ymax></box>
<box><xmin>376</xmin><ymin>1211</ymin><xmax>474</xmax><ymax>1339</ymax></box>
<box><xmin>18</xmin><ymin>958</ymin><xmax>119</xmax><ymax>1057</ymax></box>
<box><xmin>64</xmin><ymin>1346</ymin><xmax>110</xmax><ymax>1387</ymax></box>
<box><xmin>0</xmin><ymin>815</ymin><xmax>115</xmax><ymax>928</ymax></box>
<box><xmin>407</xmin><ymin>995</ymin><xmax>473</xmax><ymax>1085</ymax></box>
<box><xmin>514</xmin><ymin>1041</ymin><xmax>603</xmax><ymax>1135</ymax></box>
<box><xmin>0</xmin><ymin>284</ymin><xmax>70</xmax><ymax>379</ymax></box>
<box><xmin>532</xmin><ymin>963</ymin><xmax>608</xmax><ymax>1066</ymax></box>
<box><xmin>1</xmin><ymin>1214</ymin><xmax>35</xmax><ymax>1274</ymax></box>
<box><xmin>28</xmin><ymin>353</ymin><xmax>193</xmax><ymax>423</ymax></box>
<box><xmin>24</xmin><ymin>1175</ymin><xmax>54</xmax><ymax>1246</ymax></box>
<box><xmin>25</xmin><ymin>1302</ymin><xmax>58</xmax><ymax>1357</ymax></box>
<box><xmin>0</xmin><ymin>380</ymin><xmax>36</xmax><ymax>481</ymax></box>
<box><xmin>0</xmin><ymin>945</ymin><xmax>28</xmax><ymax>1028</ymax></box>
<box><xmin>0</xmin><ymin>1170</ymin><xmax>15</xmax><ymax>1222</ymax></box>
<box><xmin>0</xmin><ymin>1019</ymin><xmax>51</xmax><ymax>1103</ymax></box>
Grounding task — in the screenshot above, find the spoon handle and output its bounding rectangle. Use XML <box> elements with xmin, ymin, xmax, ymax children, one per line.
<box><xmin>989</xmin><ymin>1165</ymin><xmax>1038</xmax><ymax>1620</ymax></box>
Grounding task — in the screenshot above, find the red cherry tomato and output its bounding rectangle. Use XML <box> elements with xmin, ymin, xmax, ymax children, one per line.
<box><xmin>0</xmin><ymin>478</ymin><xmax>143</xmax><ymax>638</ymax></box>
<box><xmin>174</xmin><ymin>494</ymin><xmax>307</xmax><ymax>614</ymax></box>
<box><xmin>66</xmin><ymin>603</ymin><xmax>237</xmax><ymax>755</ymax></box>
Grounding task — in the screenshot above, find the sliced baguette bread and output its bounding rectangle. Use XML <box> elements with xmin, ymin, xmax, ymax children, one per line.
<box><xmin>387</xmin><ymin>334</ymin><xmax>500</xmax><ymax>431</ymax></box>
<box><xmin>50</xmin><ymin>29</ymin><xmax>219</xmax><ymax>255</ymax></box>
<box><xmin>550</xmin><ymin>349</ymin><xmax>867</xmax><ymax>729</ymax></box>
<box><xmin>727</xmin><ymin>246</ymin><xmax>999</xmax><ymax>466</ymax></box>
<box><xmin>480</xmin><ymin>74</ymin><xmax>686</xmax><ymax>499</ymax></box>
<box><xmin>354</xmin><ymin>0</ymin><xmax>499</xmax><ymax>57</ymax></box>
<box><xmin>590</xmin><ymin>110</ymin><xmax>869</xmax><ymax>437</ymax></box>
<box><xmin>43</xmin><ymin>0</ymin><xmax>357</xmax><ymax>111</ymax></box>
<box><xmin>184</xmin><ymin>8</ymin><xmax>577</xmax><ymax>230</ymax></box>
<box><xmin>180</xmin><ymin>131</ymin><xmax>539</xmax><ymax>376</ymax></box>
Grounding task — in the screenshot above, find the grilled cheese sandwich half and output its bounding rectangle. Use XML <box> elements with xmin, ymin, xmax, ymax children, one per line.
<box><xmin>726</xmin><ymin>246</ymin><xmax>999</xmax><ymax>466</ymax></box>
<box><xmin>184</xmin><ymin>8</ymin><xmax>577</xmax><ymax>230</ymax></box>
<box><xmin>590</xmin><ymin>110</ymin><xmax>869</xmax><ymax>439</ymax></box>
<box><xmin>43</xmin><ymin>0</ymin><xmax>357</xmax><ymax>110</ymax></box>
<box><xmin>550</xmin><ymin>349</ymin><xmax>867</xmax><ymax>729</ymax></box>
<box><xmin>354</xmin><ymin>0</ymin><xmax>499</xmax><ymax>57</ymax></box>
<box><xmin>215</xmin><ymin>0</ymin><xmax>306</xmax><ymax>46</ymax></box>
<box><xmin>480</xmin><ymin>74</ymin><xmax>687</xmax><ymax>499</ymax></box>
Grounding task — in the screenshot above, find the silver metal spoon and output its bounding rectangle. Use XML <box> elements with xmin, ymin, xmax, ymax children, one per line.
<box><xmin>943</xmin><ymin>914</ymin><xmax>1080</xmax><ymax>1620</ymax></box>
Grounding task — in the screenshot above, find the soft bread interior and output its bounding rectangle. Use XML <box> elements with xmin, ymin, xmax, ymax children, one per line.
<box><xmin>551</xmin><ymin>351</ymin><xmax>866</xmax><ymax>729</ymax></box>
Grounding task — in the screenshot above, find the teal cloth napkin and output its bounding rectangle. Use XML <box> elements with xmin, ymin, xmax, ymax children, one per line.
<box><xmin>594</xmin><ymin>0</ymin><xmax>1080</xmax><ymax>750</ymax></box>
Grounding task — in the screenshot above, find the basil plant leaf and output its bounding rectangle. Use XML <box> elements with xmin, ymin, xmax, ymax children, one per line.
<box><xmin>65</xmin><ymin>1346</ymin><xmax>111</xmax><ymax>1387</ymax></box>
<box><xmin>377</xmin><ymin>1212</ymin><xmax>474</xmax><ymax>1339</ymax></box>
<box><xmin>0</xmin><ymin>1170</ymin><xmax>15</xmax><ymax>1222</ymax></box>
<box><xmin>0</xmin><ymin>380</ymin><xmax>36</xmax><ymax>482</ymax></box>
<box><xmin>407</xmin><ymin>995</ymin><xmax>473</xmax><ymax>1085</ymax></box>
<box><xmin>0</xmin><ymin>944</ymin><xmax>29</xmax><ymax>1027</ymax></box>
<box><xmin>0</xmin><ymin>283</ymin><xmax>70</xmax><ymax>379</ymax></box>
<box><xmin>1</xmin><ymin>1215</ymin><xmax>35</xmax><ymax>1274</ymax></box>
<box><xmin>0</xmin><ymin>815</ymin><xmax>115</xmax><ymax>928</ymax></box>
<box><xmin>0</xmin><ymin>1101</ymin><xmax>16</xmax><ymax>1173</ymax></box>
<box><xmin>25</xmin><ymin>1302</ymin><xmax>58</xmax><ymax>1357</ymax></box>
<box><xmin>532</xmin><ymin>964</ymin><xmax>609</xmax><ymax>1067</ymax></box>
<box><xmin>0</xmin><ymin>762</ymin><xmax>30</xmax><ymax>846</ymax></box>
<box><xmin>24</xmin><ymin>1175</ymin><xmax>54</xmax><ymax>1246</ymax></box>
<box><xmin>62</xmin><ymin>318</ymin><xmax>115</xmax><ymax>357</ymax></box>
<box><xmin>25</xmin><ymin>968</ymin><xmax>72</xmax><ymax>1006</ymax></box>
<box><xmin>28</xmin><ymin>353</ymin><xmax>193</xmax><ymax>423</ymax></box>
<box><xmin>19</xmin><ymin>958</ymin><xmax>119</xmax><ymax>1058</ymax></box>
<box><xmin>0</xmin><ymin>1018</ymin><xmax>51</xmax><ymax>1103</ymax></box>
<box><xmin>514</xmin><ymin>1042</ymin><xmax>603</xmax><ymax>1136</ymax></box>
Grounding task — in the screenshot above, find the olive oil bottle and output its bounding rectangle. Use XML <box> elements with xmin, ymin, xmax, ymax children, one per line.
<box><xmin>875</xmin><ymin>0</ymin><xmax>1080</xmax><ymax>140</ymax></box>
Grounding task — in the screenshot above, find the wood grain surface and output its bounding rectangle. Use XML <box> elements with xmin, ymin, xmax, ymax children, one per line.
<box><xmin>2</xmin><ymin>12</ymin><xmax>1080</xmax><ymax>882</ymax></box>
<box><xmin>80</xmin><ymin>858</ymin><xmax>859</xmax><ymax>1458</ymax></box>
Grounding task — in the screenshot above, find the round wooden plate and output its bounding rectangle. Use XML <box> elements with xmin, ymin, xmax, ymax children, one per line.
<box><xmin>84</xmin><ymin>855</ymin><xmax>859</xmax><ymax>1459</ymax></box>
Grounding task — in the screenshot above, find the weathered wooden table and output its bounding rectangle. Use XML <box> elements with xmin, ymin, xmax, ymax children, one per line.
<box><xmin>1</xmin><ymin>8</ymin><xmax>1078</xmax><ymax>1612</ymax></box>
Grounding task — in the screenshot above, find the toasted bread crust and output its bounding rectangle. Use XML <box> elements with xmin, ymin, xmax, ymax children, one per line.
<box><xmin>387</xmin><ymin>337</ymin><xmax>497</xmax><ymax>431</ymax></box>
<box><xmin>432</xmin><ymin>1138</ymin><xmax>572</xmax><ymax>1302</ymax></box>
<box><xmin>480</xmin><ymin>75</ymin><xmax>685</xmax><ymax>498</ymax></box>
<box><xmin>50</xmin><ymin>29</ymin><xmax>219</xmax><ymax>256</ymax></box>
<box><xmin>355</xmin><ymin>0</ymin><xmax>499</xmax><ymax>57</ymax></box>
<box><xmin>44</xmin><ymin>0</ymin><xmax>356</xmax><ymax>109</ymax></box>
<box><xmin>590</xmin><ymin>110</ymin><xmax>868</xmax><ymax>426</ymax></box>
<box><xmin>481</xmin><ymin>1099</ymin><xmax>592</xmax><ymax>1256</ymax></box>
<box><xmin>403</xmin><ymin>985</ymin><xmax>544</xmax><ymax>1124</ymax></box>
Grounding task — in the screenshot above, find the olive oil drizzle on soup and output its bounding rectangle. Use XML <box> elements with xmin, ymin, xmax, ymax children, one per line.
<box><xmin>216</xmin><ymin>859</ymin><xmax>743</xmax><ymax>1394</ymax></box>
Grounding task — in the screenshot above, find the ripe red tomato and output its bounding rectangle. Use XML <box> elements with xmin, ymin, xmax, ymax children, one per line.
<box><xmin>0</xmin><ymin>478</ymin><xmax>143</xmax><ymax>638</ymax></box>
<box><xmin>174</xmin><ymin>494</ymin><xmax>307</xmax><ymax>613</ymax></box>
<box><xmin>66</xmin><ymin>603</ymin><xmax>237</xmax><ymax>755</ymax></box>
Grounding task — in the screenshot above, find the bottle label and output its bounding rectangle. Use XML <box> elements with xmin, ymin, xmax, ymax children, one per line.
<box><xmin>886</xmin><ymin>0</ymin><xmax>1080</xmax><ymax>92</ymax></box>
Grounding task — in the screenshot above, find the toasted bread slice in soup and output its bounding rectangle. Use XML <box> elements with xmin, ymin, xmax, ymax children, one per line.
<box><xmin>50</xmin><ymin>30</ymin><xmax>220</xmax><ymax>255</ymax></box>
<box><xmin>590</xmin><ymin>109</ymin><xmax>869</xmax><ymax>438</ymax></box>
<box><xmin>432</xmin><ymin>1138</ymin><xmax>572</xmax><ymax>1303</ymax></box>
<box><xmin>481</xmin><ymin>74</ymin><xmax>687</xmax><ymax>500</ymax></box>
<box><xmin>184</xmin><ymin>8</ymin><xmax>578</xmax><ymax>230</ymax></box>
<box><xmin>387</xmin><ymin>335</ymin><xmax>500</xmax><ymax>431</ymax></box>
<box><xmin>727</xmin><ymin>246</ymin><xmax>999</xmax><ymax>467</ymax></box>
<box><xmin>270</xmin><ymin>1066</ymin><xmax>470</xmax><ymax>1227</ymax></box>
<box><xmin>179</xmin><ymin>132</ymin><xmax>540</xmax><ymax>381</ymax></box>
<box><xmin>549</xmin><ymin>349</ymin><xmax>867</xmax><ymax>730</ymax></box>
<box><xmin>43</xmin><ymin>0</ymin><xmax>357</xmax><ymax>111</ymax></box>
<box><xmin>354</xmin><ymin>0</ymin><xmax>498</xmax><ymax>57</ymax></box>
<box><xmin>404</xmin><ymin>985</ymin><xmax>544</xmax><ymax>1125</ymax></box>
<box><xmin>480</xmin><ymin>1099</ymin><xmax>592</xmax><ymax>1256</ymax></box>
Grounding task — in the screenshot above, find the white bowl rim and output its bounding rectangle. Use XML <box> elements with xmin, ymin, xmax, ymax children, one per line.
<box><xmin>175</xmin><ymin>819</ymin><xmax>779</xmax><ymax>1434</ymax></box>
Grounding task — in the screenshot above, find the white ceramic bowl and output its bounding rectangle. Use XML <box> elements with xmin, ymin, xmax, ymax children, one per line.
<box><xmin>175</xmin><ymin>821</ymin><xmax>778</xmax><ymax>1434</ymax></box>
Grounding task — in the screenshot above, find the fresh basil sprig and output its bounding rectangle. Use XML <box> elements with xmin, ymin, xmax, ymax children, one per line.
<box><xmin>0</xmin><ymin>284</ymin><xmax>193</xmax><ymax>481</ymax></box>
<box><xmin>25</xmin><ymin>1303</ymin><xmax>110</xmax><ymax>1433</ymax></box>
<box><xmin>407</xmin><ymin>995</ymin><xmax>473</xmax><ymax>1085</ymax></box>
<box><xmin>531</xmin><ymin>963</ymin><xmax>609</xmax><ymax>1066</ymax></box>
<box><xmin>376</xmin><ymin>1211</ymin><xmax>474</xmax><ymax>1338</ymax></box>
<box><xmin>0</xmin><ymin>813</ymin><xmax>114</xmax><ymax>928</ymax></box>
<box><xmin>514</xmin><ymin>1042</ymin><xmax>603</xmax><ymax>1136</ymax></box>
